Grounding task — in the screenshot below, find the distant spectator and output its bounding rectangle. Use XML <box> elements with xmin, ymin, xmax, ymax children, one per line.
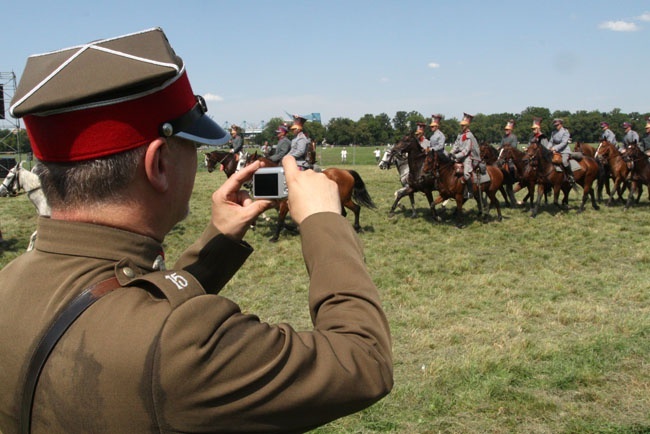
<box><xmin>341</xmin><ymin>148</ymin><xmax>348</xmax><ymax>163</ymax></box>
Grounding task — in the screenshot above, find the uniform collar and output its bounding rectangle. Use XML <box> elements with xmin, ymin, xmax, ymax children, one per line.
<box><xmin>34</xmin><ymin>217</ymin><xmax>165</xmax><ymax>272</ymax></box>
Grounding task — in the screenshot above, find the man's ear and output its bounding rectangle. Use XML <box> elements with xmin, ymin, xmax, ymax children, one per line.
<box><xmin>144</xmin><ymin>138</ymin><xmax>170</xmax><ymax>193</ymax></box>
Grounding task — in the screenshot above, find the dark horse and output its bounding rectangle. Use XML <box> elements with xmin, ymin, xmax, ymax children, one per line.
<box><xmin>246</xmin><ymin>154</ymin><xmax>376</xmax><ymax>241</ymax></box>
<box><xmin>388</xmin><ymin>134</ymin><xmax>436</xmax><ymax>218</ymax></box>
<box><xmin>576</xmin><ymin>141</ymin><xmax>612</xmax><ymax>202</ymax></box>
<box><xmin>498</xmin><ymin>144</ymin><xmax>540</xmax><ymax>209</ymax></box>
<box><xmin>422</xmin><ymin>147</ymin><xmax>504</xmax><ymax>227</ymax></box>
<box><xmin>204</xmin><ymin>150</ymin><xmax>238</xmax><ymax>177</ymax></box>
<box><xmin>525</xmin><ymin>142</ymin><xmax>600</xmax><ymax>217</ymax></box>
<box><xmin>594</xmin><ymin>140</ymin><xmax>630</xmax><ymax>206</ymax></box>
<box><xmin>621</xmin><ymin>143</ymin><xmax>650</xmax><ymax>210</ymax></box>
<box><xmin>479</xmin><ymin>142</ymin><xmax>515</xmax><ymax>207</ymax></box>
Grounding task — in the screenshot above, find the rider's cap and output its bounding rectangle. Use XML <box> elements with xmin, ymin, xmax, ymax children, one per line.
<box><xmin>10</xmin><ymin>27</ymin><xmax>228</xmax><ymax>162</ymax></box>
<box><xmin>531</xmin><ymin>117</ymin><xmax>542</xmax><ymax>129</ymax></box>
<box><xmin>230</xmin><ymin>124</ymin><xmax>239</xmax><ymax>132</ymax></box>
<box><xmin>460</xmin><ymin>112</ymin><xmax>473</xmax><ymax>126</ymax></box>
<box><xmin>290</xmin><ymin>114</ymin><xmax>307</xmax><ymax>130</ymax></box>
<box><xmin>600</xmin><ymin>121</ymin><xmax>609</xmax><ymax>128</ymax></box>
<box><xmin>430</xmin><ymin>114</ymin><xmax>442</xmax><ymax>127</ymax></box>
<box><xmin>552</xmin><ymin>118</ymin><xmax>563</xmax><ymax>126</ymax></box>
<box><xmin>505</xmin><ymin>119</ymin><xmax>515</xmax><ymax>130</ymax></box>
<box><xmin>275</xmin><ymin>125</ymin><xmax>288</xmax><ymax>134</ymax></box>
<box><xmin>622</xmin><ymin>121</ymin><xmax>632</xmax><ymax>129</ymax></box>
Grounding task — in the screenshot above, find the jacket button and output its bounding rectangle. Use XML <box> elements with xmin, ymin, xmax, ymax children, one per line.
<box><xmin>122</xmin><ymin>267</ymin><xmax>135</xmax><ymax>278</ymax></box>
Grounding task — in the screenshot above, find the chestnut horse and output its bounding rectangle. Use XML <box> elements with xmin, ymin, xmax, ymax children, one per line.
<box><xmin>422</xmin><ymin>147</ymin><xmax>504</xmax><ymax>227</ymax></box>
<box><xmin>388</xmin><ymin>135</ymin><xmax>437</xmax><ymax>219</ymax></box>
<box><xmin>479</xmin><ymin>142</ymin><xmax>515</xmax><ymax>207</ymax></box>
<box><xmin>595</xmin><ymin>140</ymin><xmax>630</xmax><ymax>206</ymax></box>
<box><xmin>621</xmin><ymin>143</ymin><xmax>650</xmax><ymax>210</ymax></box>
<box><xmin>246</xmin><ymin>154</ymin><xmax>376</xmax><ymax>241</ymax></box>
<box><xmin>204</xmin><ymin>150</ymin><xmax>238</xmax><ymax>177</ymax></box>
<box><xmin>576</xmin><ymin>141</ymin><xmax>612</xmax><ymax>202</ymax></box>
<box><xmin>525</xmin><ymin>142</ymin><xmax>599</xmax><ymax>216</ymax></box>
<box><xmin>498</xmin><ymin>144</ymin><xmax>542</xmax><ymax>209</ymax></box>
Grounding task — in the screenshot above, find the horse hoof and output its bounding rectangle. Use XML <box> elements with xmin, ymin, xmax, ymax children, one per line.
<box><xmin>497</xmin><ymin>216</ymin><xmax>503</xmax><ymax>222</ymax></box>
<box><xmin>593</xmin><ymin>205</ymin><xmax>600</xmax><ymax>211</ymax></box>
<box><xmin>269</xmin><ymin>237</ymin><xmax>279</xmax><ymax>243</ymax></box>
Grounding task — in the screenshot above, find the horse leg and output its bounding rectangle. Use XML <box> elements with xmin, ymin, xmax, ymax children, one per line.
<box><xmin>390</xmin><ymin>188</ymin><xmax>412</xmax><ymax>217</ymax></box>
<box><xmin>531</xmin><ymin>183</ymin><xmax>544</xmax><ymax>217</ymax></box>
<box><xmin>408</xmin><ymin>193</ymin><xmax>416</xmax><ymax>217</ymax></box>
<box><xmin>269</xmin><ymin>202</ymin><xmax>289</xmax><ymax>242</ymax></box>
<box><xmin>625</xmin><ymin>180</ymin><xmax>637</xmax><ymax>210</ymax></box>
<box><xmin>345</xmin><ymin>200</ymin><xmax>362</xmax><ymax>232</ymax></box>
<box><xmin>425</xmin><ymin>191</ymin><xmax>441</xmax><ymax>222</ymax></box>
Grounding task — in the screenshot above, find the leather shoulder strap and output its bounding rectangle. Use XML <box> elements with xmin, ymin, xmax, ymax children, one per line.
<box><xmin>20</xmin><ymin>277</ymin><xmax>121</xmax><ymax>434</ymax></box>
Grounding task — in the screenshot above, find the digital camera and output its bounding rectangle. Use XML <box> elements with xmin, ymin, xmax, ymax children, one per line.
<box><xmin>252</xmin><ymin>167</ymin><xmax>288</xmax><ymax>199</ymax></box>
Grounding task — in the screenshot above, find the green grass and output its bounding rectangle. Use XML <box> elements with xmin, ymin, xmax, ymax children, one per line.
<box><xmin>1</xmin><ymin>147</ymin><xmax>649</xmax><ymax>433</ymax></box>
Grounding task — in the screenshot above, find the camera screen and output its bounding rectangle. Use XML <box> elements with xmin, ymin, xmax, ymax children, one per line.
<box><xmin>254</xmin><ymin>173</ymin><xmax>279</xmax><ymax>196</ymax></box>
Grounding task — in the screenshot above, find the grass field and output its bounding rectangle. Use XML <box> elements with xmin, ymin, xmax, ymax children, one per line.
<box><xmin>1</xmin><ymin>147</ymin><xmax>649</xmax><ymax>433</ymax></box>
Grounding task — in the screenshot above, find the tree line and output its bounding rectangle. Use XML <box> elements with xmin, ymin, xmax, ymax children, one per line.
<box><xmin>250</xmin><ymin>107</ymin><xmax>650</xmax><ymax>148</ymax></box>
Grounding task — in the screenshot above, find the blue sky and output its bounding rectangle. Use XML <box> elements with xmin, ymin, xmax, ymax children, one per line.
<box><xmin>4</xmin><ymin>0</ymin><xmax>649</xmax><ymax>129</ymax></box>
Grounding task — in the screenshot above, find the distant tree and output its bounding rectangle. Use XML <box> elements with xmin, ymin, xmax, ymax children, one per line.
<box><xmin>326</xmin><ymin>117</ymin><xmax>356</xmax><ymax>146</ymax></box>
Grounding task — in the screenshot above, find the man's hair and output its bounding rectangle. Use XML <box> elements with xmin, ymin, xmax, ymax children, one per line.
<box><xmin>35</xmin><ymin>146</ymin><xmax>146</xmax><ymax>209</ymax></box>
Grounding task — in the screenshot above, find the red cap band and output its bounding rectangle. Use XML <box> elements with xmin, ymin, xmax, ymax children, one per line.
<box><xmin>24</xmin><ymin>72</ymin><xmax>196</xmax><ymax>162</ymax></box>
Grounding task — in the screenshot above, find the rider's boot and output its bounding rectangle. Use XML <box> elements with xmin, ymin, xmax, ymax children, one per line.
<box><xmin>464</xmin><ymin>177</ymin><xmax>474</xmax><ymax>199</ymax></box>
<box><xmin>564</xmin><ymin>164</ymin><xmax>576</xmax><ymax>186</ymax></box>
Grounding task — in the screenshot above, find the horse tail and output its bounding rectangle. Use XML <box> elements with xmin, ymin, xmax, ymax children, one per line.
<box><xmin>348</xmin><ymin>170</ymin><xmax>376</xmax><ymax>209</ymax></box>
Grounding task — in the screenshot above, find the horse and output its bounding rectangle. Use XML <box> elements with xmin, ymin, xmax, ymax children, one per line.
<box><xmin>204</xmin><ymin>150</ymin><xmax>239</xmax><ymax>177</ymax></box>
<box><xmin>0</xmin><ymin>162</ymin><xmax>51</xmax><ymax>251</ymax></box>
<box><xmin>525</xmin><ymin>142</ymin><xmax>599</xmax><ymax>217</ymax></box>
<box><xmin>377</xmin><ymin>144</ymin><xmax>416</xmax><ymax>217</ymax></box>
<box><xmin>575</xmin><ymin>141</ymin><xmax>613</xmax><ymax>202</ymax></box>
<box><xmin>621</xmin><ymin>143</ymin><xmax>650</xmax><ymax>210</ymax></box>
<box><xmin>498</xmin><ymin>144</ymin><xmax>541</xmax><ymax>209</ymax></box>
<box><xmin>479</xmin><ymin>142</ymin><xmax>515</xmax><ymax>207</ymax></box>
<box><xmin>388</xmin><ymin>135</ymin><xmax>437</xmax><ymax>219</ymax></box>
<box><xmin>422</xmin><ymin>148</ymin><xmax>504</xmax><ymax>227</ymax></box>
<box><xmin>594</xmin><ymin>140</ymin><xmax>631</xmax><ymax>206</ymax></box>
<box><xmin>246</xmin><ymin>154</ymin><xmax>376</xmax><ymax>242</ymax></box>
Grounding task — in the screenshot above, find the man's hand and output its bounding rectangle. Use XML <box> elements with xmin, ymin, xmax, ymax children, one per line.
<box><xmin>282</xmin><ymin>156</ymin><xmax>340</xmax><ymax>225</ymax></box>
<box><xmin>211</xmin><ymin>161</ymin><xmax>274</xmax><ymax>241</ymax></box>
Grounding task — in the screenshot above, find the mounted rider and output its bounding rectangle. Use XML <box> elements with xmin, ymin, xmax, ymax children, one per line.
<box><xmin>500</xmin><ymin>119</ymin><xmax>518</xmax><ymax>150</ymax></box>
<box><xmin>600</xmin><ymin>121</ymin><xmax>617</xmax><ymax>145</ymax></box>
<box><xmin>549</xmin><ymin>118</ymin><xmax>575</xmax><ymax>186</ymax></box>
<box><xmin>228</xmin><ymin>124</ymin><xmax>246</xmax><ymax>171</ymax></box>
<box><xmin>415</xmin><ymin>122</ymin><xmax>430</xmax><ymax>151</ymax></box>
<box><xmin>289</xmin><ymin>114</ymin><xmax>314</xmax><ymax>170</ymax></box>
<box><xmin>451</xmin><ymin>113</ymin><xmax>480</xmax><ymax>199</ymax></box>
<box><xmin>530</xmin><ymin>117</ymin><xmax>549</xmax><ymax>149</ymax></box>
<box><xmin>429</xmin><ymin>114</ymin><xmax>446</xmax><ymax>156</ymax></box>
<box><xmin>640</xmin><ymin>117</ymin><xmax>650</xmax><ymax>158</ymax></box>
<box><xmin>621</xmin><ymin>121</ymin><xmax>640</xmax><ymax>151</ymax></box>
<box><xmin>267</xmin><ymin>124</ymin><xmax>291</xmax><ymax>164</ymax></box>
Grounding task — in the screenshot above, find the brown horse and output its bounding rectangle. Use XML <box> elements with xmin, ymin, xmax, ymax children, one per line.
<box><xmin>576</xmin><ymin>141</ymin><xmax>614</xmax><ymax>202</ymax></box>
<box><xmin>388</xmin><ymin>135</ymin><xmax>437</xmax><ymax>219</ymax></box>
<box><xmin>204</xmin><ymin>150</ymin><xmax>238</xmax><ymax>177</ymax></box>
<box><xmin>525</xmin><ymin>142</ymin><xmax>599</xmax><ymax>216</ymax></box>
<box><xmin>498</xmin><ymin>144</ymin><xmax>542</xmax><ymax>209</ymax></box>
<box><xmin>422</xmin><ymin>148</ymin><xmax>504</xmax><ymax>227</ymax></box>
<box><xmin>573</xmin><ymin>142</ymin><xmax>596</xmax><ymax>157</ymax></box>
<box><xmin>595</xmin><ymin>140</ymin><xmax>630</xmax><ymax>206</ymax></box>
<box><xmin>479</xmin><ymin>142</ymin><xmax>515</xmax><ymax>207</ymax></box>
<box><xmin>246</xmin><ymin>153</ymin><xmax>376</xmax><ymax>241</ymax></box>
<box><xmin>621</xmin><ymin>143</ymin><xmax>650</xmax><ymax>210</ymax></box>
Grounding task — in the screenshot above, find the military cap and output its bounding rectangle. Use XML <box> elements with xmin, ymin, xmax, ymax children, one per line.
<box><xmin>275</xmin><ymin>125</ymin><xmax>288</xmax><ymax>134</ymax></box>
<box><xmin>552</xmin><ymin>118</ymin><xmax>563</xmax><ymax>126</ymax></box>
<box><xmin>430</xmin><ymin>114</ymin><xmax>442</xmax><ymax>127</ymax></box>
<box><xmin>10</xmin><ymin>27</ymin><xmax>228</xmax><ymax>162</ymax></box>
<box><xmin>290</xmin><ymin>114</ymin><xmax>307</xmax><ymax>130</ymax></box>
<box><xmin>460</xmin><ymin>112</ymin><xmax>473</xmax><ymax>126</ymax></box>
<box><xmin>531</xmin><ymin>117</ymin><xmax>542</xmax><ymax>129</ymax></box>
<box><xmin>600</xmin><ymin>121</ymin><xmax>609</xmax><ymax>128</ymax></box>
<box><xmin>505</xmin><ymin>119</ymin><xmax>515</xmax><ymax>130</ymax></box>
<box><xmin>622</xmin><ymin>121</ymin><xmax>632</xmax><ymax>129</ymax></box>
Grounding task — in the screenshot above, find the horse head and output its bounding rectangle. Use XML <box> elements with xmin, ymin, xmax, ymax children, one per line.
<box><xmin>378</xmin><ymin>145</ymin><xmax>395</xmax><ymax>170</ymax></box>
<box><xmin>0</xmin><ymin>165</ymin><xmax>18</xmax><ymax>197</ymax></box>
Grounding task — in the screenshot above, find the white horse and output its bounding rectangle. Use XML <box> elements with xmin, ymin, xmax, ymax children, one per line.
<box><xmin>378</xmin><ymin>145</ymin><xmax>416</xmax><ymax>216</ymax></box>
<box><xmin>0</xmin><ymin>162</ymin><xmax>50</xmax><ymax>250</ymax></box>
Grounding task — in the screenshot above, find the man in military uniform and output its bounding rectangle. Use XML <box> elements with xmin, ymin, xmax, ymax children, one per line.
<box><xmin>640</xmin><ymin>117</ymin><xmax>650</xmax><ymax>157</ymax></box>
<box><xmin>530</xmin><ymin>117</ymin><xmax>550</xmax><ymax>149</ymax></box>
<box><xmin>267</xmin><ymin>124</ymin><xmax>291</xmax><ymax>163</ymax></box>
<box><xmin>0</xmin><ymin>28</ymin><xmax>392</xmax><ymax>434</ymax></box>
<box><xmin>500</xmin><ymin>119</ymin><xmax>518</xmax><ymax>149</ymax></box>
<box><xmin>600</xmin><ymin>121</ymin><xmax>617</xmax><ymax>145</ymax></box>
<box><xmin>621</xmin><ymin>121</ymin><xmax>640</xmax><ymax>151</ymax></box>
<box><xmin>429</xmin><ymin>114</ymin><xmax>446</xmax><ymax>156</ymax></box>
<box><xmin>289</xmin><ymin>115</ymin><xmax>312</xmax><ymax>169</ymax></box>
<box><xmin>451</xmin><ymin>113</ymin><xmax>480</xmax><ymax>199</ymax></box>
<box><xmin>415</xmin><ymin>122</ymin><xmax>430</xmax><ymax>151</ymax></box>
<box><xmin>549</xmin><ymin>118</ymin><xmax>575</xmax><ymax>185</ymax></box>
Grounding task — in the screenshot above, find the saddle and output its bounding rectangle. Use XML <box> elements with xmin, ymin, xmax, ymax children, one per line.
<box><xmin>551</xmin><ymin>152</ymin><xmax>562</xmax><ymax>165</ymax></box>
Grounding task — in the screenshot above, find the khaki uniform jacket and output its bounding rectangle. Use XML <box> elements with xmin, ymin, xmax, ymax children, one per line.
<box><xmin>0</xmin><ymin>213</ymin><xmax>392</xmax><ymax>433</ymax></box>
